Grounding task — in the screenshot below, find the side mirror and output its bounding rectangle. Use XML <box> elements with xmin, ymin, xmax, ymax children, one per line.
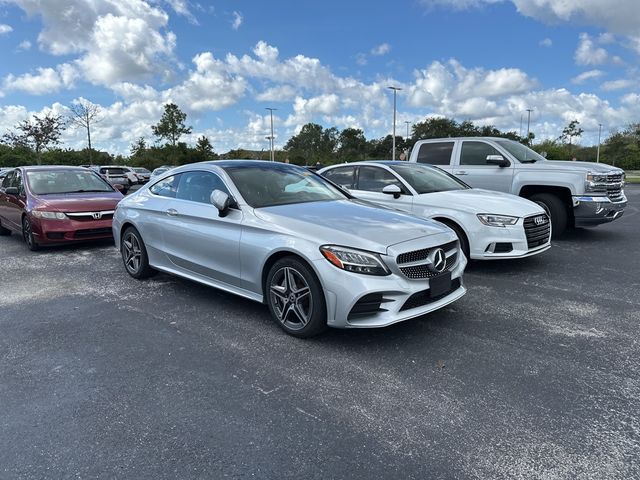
<box><xmin>382</xmin><ymin>184</ymin><xmax>402</xmax><ymax>199</ymax></box>
<box><xmin>5</xmin><ymin>186</ymin><xmax>18</xmax><ymax>196</ymax></box>
<box><xmin>210</xmin><ymin>189</ymin><xmax>231</xmax><ymax>217</ymax></box>
<box><xmin>486</xmin><ymin>155</ymin><xmax>510</xmax><ymax>168</ymax></box>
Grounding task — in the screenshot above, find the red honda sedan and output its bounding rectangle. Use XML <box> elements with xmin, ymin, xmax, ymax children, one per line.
<box><xmin>0</xmin><ymin>166</ymin><xmax>124</xmax><ymax>250</ymax></box>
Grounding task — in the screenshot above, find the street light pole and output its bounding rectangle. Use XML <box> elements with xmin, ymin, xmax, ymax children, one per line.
<box><xmin>388</xmin><ymin>86</ymin><xmax>402</xmax><ymax>160</ymax></box>
<box><xmin>526</xmin><ymin>108</ymin><xmax>533</xmax><ymax>143</ymax></box>
<box><xmin>405</xmin><ymin>121</ymin><xmax>410</xmax><ymax>139</ymax></box>
<box><xmin>597</xmin><ymin>123</ymin><xmax>602</xmax><ymax>163</ymax></box>
<box><xmin>265</xmin><ymin>107</ymin><xmax>277</xmax><ymax>162</ymax></box>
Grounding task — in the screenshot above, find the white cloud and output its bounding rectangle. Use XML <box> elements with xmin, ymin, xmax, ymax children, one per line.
<box><xmin>575</xmin><ymin>33</ymin><xmax>608</xmax><ymax>66</ymax></box>
<box><xmin>355</xmin><ymin>53</ymin><xmax>367</xmax><ymax>66</ymax></box>
<box><xmin>165</xmin><ymin>0</ymin><xmax>198</xmax><ymax>24</ymax></box>
<box><xmin>0</xmin><ymin>24</ymin><xmax>12</xmax><ymax>35</ymax></box>
<box><xmin>231</xmin><ymin>11</ymin><xmax>243</xmax><ymax>30</ymax></box>
<box><xmin>539</xmin><ymin>38</ymin><xmax>552</xmax><ymax>47</ymax></box>
<box><xmin>7</xmin><ymin>0</ymin><xmax>177</xmax><ymax>86</ymax></box>
<box><xmin>255</xmin><ymin>85</ymin><xmax>298</xmax><ymax>102</ymax></box>
<box><xmin>571</xmin><ymin>70</ymin><xmax>605</xmax><ymax>84</ymax></box>
<box><xmin>601</xmin><ymin>79</ymin><xmax>635</xmax><ymax>91</ymax></box>
<box><xmin>3</xmin><ymin>64</ymin><xmax>77</xmax><ymax>95</ymax></box>
<box><xmin>17</xmin><ymin>40</ymin><xmax>32</xmax><ymax>50</ymax></box>
<box><xmin>371</xmin><ymin>43</ymin><xmax>391</xmax><ymax>56</ymax></box>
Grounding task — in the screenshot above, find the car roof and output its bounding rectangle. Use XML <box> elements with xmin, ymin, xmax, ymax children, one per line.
<box><xmin>415</xmin><ymin>136</ymin><xmax>516</xmax><ymax>142</ymax></box>
<box><xmin>323</xmin><ymin>161</ymin><xmax>436</xmax><ymax>168</ymax></box>
<box><xmin>20</xmin><ymin>165</ymin><xmax>90</xmax><ymax>172</ymax></box>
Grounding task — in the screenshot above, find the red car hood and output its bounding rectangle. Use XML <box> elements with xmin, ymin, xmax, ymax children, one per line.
<box><xmin>35</xmin><ymin>192</ymin><xmax>123</xmax><ymax>213</ymax></box>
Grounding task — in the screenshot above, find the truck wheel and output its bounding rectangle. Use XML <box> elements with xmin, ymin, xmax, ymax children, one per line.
<box><xmin>528</xmin><ymin>193</ymin><xmax>567</xmax><ymax>238</ymax></box>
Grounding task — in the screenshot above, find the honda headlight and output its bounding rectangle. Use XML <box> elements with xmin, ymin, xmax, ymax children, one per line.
<box><xmin>477</xmin><ymin>214</ymin><xmax>518</xmax><ymax>227</ymax></box>
<box><xmin>320</xmin><ymin>245</ymin><xmax>390</xmax><ymax>276</ymax></box>
<box><xmin>32</xmin><ymin>210</ymin><xmax>66</xmax><ymax>220</ymax></box>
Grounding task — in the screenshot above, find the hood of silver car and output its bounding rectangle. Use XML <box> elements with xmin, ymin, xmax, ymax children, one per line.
<box><xmin>253</xmin><ymin>199</ymin><xmax>450</xmax><ymax>253</ymax></box>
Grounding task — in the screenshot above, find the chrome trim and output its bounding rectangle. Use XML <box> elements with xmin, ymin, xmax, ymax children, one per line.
<box><xmin>65</xmin><ymin>210</ymin><xmax>115</xmax><ymax>217</ymax></box>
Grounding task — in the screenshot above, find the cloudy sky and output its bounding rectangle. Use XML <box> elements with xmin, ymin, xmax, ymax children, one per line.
<box><xmin>0</xmin><ymin>0</ymin><xmax>638</xmax><ymax>154</ymax></box>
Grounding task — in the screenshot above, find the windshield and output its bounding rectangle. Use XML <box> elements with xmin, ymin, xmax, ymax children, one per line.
<box><xmin>27</xmin><ymin>170</ymin><xmax>114</xmax><ymax>194</ymax></box>
<box><xmin>494</xmin><ymin>139</ymin><xmax>546</xmax><ymax>163</ymax></box>
<box><xmin>134</xmin><ymin>168</ymin><xmax>149</xmax><ymax>173</ymax></box>
<box><xmin>390</xmin><ymin>164</ymin><xmax>468</xmax><ymax>194</ymax></box>
<box><xmin>224</xmin><ymin>165</ymin><xmax>347</xmax><ymax>208</ymax></box>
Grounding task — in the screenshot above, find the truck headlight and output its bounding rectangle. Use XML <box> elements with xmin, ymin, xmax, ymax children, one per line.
<box><xmin>320</xmin><ymin>245</ymin><xmax>390</xmax><ymax>276</ymax></box>
<box><xmin>477</xmin><ymin>214</ymin><xmax>519</xmax><ymax>227</ymax></box>
<box><xmin>585</xmin><ymin>172</ymin><xmax>608</xmax><ymax>193</ymax></box>
<box><xmin>32</xmin><ymin>210</ymin><xmax>66</xmax><ymax>220</ymax></box>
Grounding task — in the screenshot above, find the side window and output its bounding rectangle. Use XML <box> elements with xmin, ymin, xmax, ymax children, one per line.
<box><xmin>14</xmin><ymin>170</ymin><xmax>24</xmax><ymax>195</ymax></box>
<box><xmin>323</xmin><ymin>167</ymin><xmax>355</xmax><ymax>188</ymax></box>
<box><xmin>2</xmin><ymin>171</ymin><xmax>15</xmax><ymax>189</ymax></box>
<box><xmin>416</xmin><ymin>142</ymin><xmax>455</xmax><ymax>165</ymax></box>
<box><xmin>460</xmin><ymin>141</ymin><xmax>502</xmax><ymax>166</ymax></box>
<box><xmin>176</xmin><ymin>171</ymin><xmax>230</xmax><ymax>204</ymax></box>
<box><xmin>356</xmin><ymin>167</ymin><xmax>405</xmax><ymax>193</ymax></box>
<box><xmin>150</xmin><ymin>174</ymin><xmax>180</xmax><ymax>198</ymax></box>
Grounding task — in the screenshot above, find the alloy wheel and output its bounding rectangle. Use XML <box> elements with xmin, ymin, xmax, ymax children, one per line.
<box><xmin>122</xmin><ymin>232</ymin><xmax>142</xmax><ymax>274</ymax></box>
<box><xmin>269</xmin><ymin>266</ymin><xmax>313</xmax><ymax>331</ymax></box>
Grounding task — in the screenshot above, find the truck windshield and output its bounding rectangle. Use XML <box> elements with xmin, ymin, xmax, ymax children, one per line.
<box><xmin>494</xmin><ymin>140</ymin><xmax>546</xmax><ymax>163</ymax></box>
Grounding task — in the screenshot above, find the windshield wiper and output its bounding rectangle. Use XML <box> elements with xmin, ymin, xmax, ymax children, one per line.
<box><xmin>65</xmin><ymin>189</ymin><xmax>111</xmax><ymax>193</ymax></box>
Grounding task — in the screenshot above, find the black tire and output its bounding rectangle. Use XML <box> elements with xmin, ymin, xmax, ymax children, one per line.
<box><xmin>22</xmin><ymin>216</ymin><xmax>39</xmax><ymax>251</ymax></box>
<box><xmin>438</xmin><ymin>220</ymin><xmax>470</xmax><ymax>260</ymax></box>
<box><xmin>528</xmin><ymin>193</ymin><xmax>567</xmax><ymax>238</ymax></box>
<box><xmin>265</xmin><ymin>257</ymin><xmax>328</xmax><ymax>338</ymax></box>
<box><xmin>0</xmin><ymin>220</ymin><xmax>11</xmax><ymax>236</ymax></box>
<box><xmin>121</xmin><ymin>226</ymin><xmax>155</xmax><ymax>279</ymax></box>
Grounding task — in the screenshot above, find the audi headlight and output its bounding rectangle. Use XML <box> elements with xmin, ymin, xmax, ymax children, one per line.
<box><xmin>477</xmin><ymin>214</ymin><xmax>518</xmax><ymax>227</ymax></box>
<box><xmin>320</xmin><ymin>245</ymin><xmax>390</xmax><ymax>276</ymax></box>
<box><xmin>32</xmin><ymin>210</ymin><xmax>66</xmax><ymax>220</ymax></box>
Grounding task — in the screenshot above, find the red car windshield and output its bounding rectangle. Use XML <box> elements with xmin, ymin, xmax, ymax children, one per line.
<box><xmin>27</xmin><ymin>171</ymin><xmax>114</xmax><ymax>194</ymax></box>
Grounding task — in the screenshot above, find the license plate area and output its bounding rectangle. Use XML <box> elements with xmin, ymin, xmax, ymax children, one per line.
<box><xmin>429</xmin><ymin>271</ymin><xmax>452</xmax><ymax>298</ymax></box>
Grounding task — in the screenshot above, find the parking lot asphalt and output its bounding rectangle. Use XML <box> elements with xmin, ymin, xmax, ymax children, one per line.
<box><xmin>1</xmin><ymin>187</ymin><xmax>639</xmax><ymax>480</ymax></box>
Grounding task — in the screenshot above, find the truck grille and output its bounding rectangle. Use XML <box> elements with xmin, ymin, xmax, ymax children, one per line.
<box><xmin>396</xmin><ymin>240</ymin><xmax>458</xmax><ymax>279</ymax></box>
<box><xmin>523</xmin><ymin>214</ymin><xmax>551</xmax><ymax>249</ymax></box>
<box><xmin>606</xmin><ymin>173</ymin><xmax>624</xmax><ymax>202</ymax></box>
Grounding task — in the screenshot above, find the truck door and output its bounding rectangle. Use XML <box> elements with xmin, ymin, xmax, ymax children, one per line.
<box><xmin>452</xmin><ymin>140</ymin><xmax>514</xmax><ymax>192</ymax></box>
<box><xmin>413</xmin><ymin>141</ymin><xmax>456</xmax><ymax>174</ymax></box>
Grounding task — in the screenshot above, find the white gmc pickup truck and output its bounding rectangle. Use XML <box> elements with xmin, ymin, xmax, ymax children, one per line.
<box><xmin>408</xmin><ymin>137</ymin><xmax>627</xmax><ymax>236</ymax></box>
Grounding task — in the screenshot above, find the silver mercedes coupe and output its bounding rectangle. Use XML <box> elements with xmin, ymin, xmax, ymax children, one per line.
<box><xmin>113</xmin><ymin>161</ymin><xmax>467</xmax><ymax>337</ymax></box>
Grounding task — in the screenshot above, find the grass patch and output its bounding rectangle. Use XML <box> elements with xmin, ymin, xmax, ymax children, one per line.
<box><xmin>626</xmin><ymin>177</ymin><xmax>640</xmax><ymax>184</ymax></box>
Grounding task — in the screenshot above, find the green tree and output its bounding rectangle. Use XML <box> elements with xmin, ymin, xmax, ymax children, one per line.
<box><xmin>284</xmin><ymin>123</ymin><xmax>338</xmax><ymax>165</ymax></box>
<box><xmin>195</xmin><ymin>135</ymin><xmax>217</xmax><ymax>160</ymax></box>
<box><xmin>337</xmin><ymin>128</ymin><xmax>368</xmax><ymax>161</ymax></box>
<box><xmin>411</xmin><ymin>117</ymin><xmax>460</xmax><ymax>140</ymax></box>
<box><xmin>151</xmin><ymin>103</ymin><xmax>192</xmax><ymax>147</ymax></box>
<box><xmin>559</xmin><ymin>120</ymin><xmax>584</xmax><ymax>154</ymax></box>
<box><xmin>3</xmin><ymin>113</ymin><xmax>66</xmax><ymax>165</ymax></box>
<box><xmin>130</xmin><ymin>137</ymin><xmax>147</xmax><ymax>158</ymax></box>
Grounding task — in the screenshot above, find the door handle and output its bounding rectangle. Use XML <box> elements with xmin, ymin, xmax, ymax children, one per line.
<box><xmin>454</xmin><ymin>170</ymin><xmax>467</xmax><ymax>175</ymax></box>
<box><xmin>166</xmin><ymin>208</ymin><xmax>178</xmax><ymax>216</ymax></box>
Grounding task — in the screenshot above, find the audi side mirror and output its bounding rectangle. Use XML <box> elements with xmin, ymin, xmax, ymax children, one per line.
<box><xmin>486</xmin><ymin>155</ymin><xmax>510</xmax><ymax>168</ymax></box>
<box><xmin>210</xmin><ymin>189</ymin><xmax>231</xmax><ymax>217</ymax></box>
<box><xmin>382</xmin><ymin>184</ymin><xmax>402</xmax><ymax>199</ymax></box>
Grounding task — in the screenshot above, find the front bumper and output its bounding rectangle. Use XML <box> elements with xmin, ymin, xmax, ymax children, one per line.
<box><xmin>572</xmin><ymin>195</ymin><xmax>627</xmax><ymax>227</ymax></box>
<box><xmin>32</xmin><ymin>217</ymin><xmax>114</xmax><ymax>244</ymax></box>
<box><xmin>470</xmin><ymin>221</ymin><xmax>551</xmax><ymax>260</ymax></box>
<box><xmin>314</xmin><ymin>252</ymin><xmax>467</xmax><ymax>329</ymax></box>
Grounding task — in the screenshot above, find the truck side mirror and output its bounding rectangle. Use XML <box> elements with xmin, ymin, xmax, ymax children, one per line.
<box><xmin>486</xmin><ymin>155</ymin><xmax>510</xmax><ymax>168</ymax></box>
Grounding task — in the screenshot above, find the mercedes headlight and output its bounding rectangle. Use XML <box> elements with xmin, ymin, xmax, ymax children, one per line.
<box><xmin>32</xmin><ymin>210</ymin><xmax>66</xmax><ymax>220</ymax></box>
<box><xmin>477</xmin><ymin>214</ymin><xmax>518</xmax><ymax>227</ymax></box>
<box><xmin>320</xmin><ymin>245</ymin><xmax>390</xmax><ymax>276</ymax></box>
